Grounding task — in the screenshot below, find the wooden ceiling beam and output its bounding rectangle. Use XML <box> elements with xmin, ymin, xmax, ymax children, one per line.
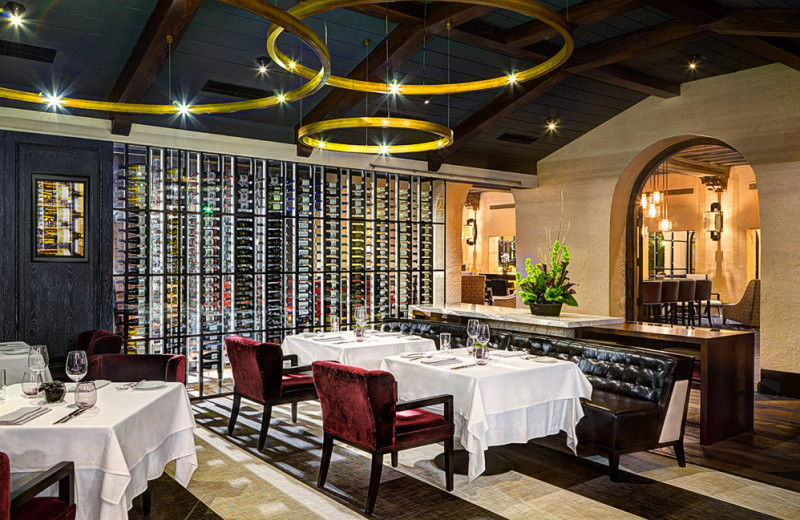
<box><xmin>296</xmin><ymin>4</ymin><xmax>489</xmax><ymax>157</ymax></box>
<box><xmin>107</xmin><ymin>0</ymin><xmax>204</xmax><ymax>136</ymax></box>
<box><xmin>725</xmin><ymin>36</ymin><xmax>800</xmax><ymax>72</ymax></box>
<box><xmin>636</xmin><ymin>0</ymin><xmax>723</xmax><ymax>25</ymax></box>
<box><xmin>668</xmin><ymin>157</ymin><xmax>730</xmax><ymax>178</ymax></box>
<box><xmin>707</xmin><ymin>9</ymin><xmax>800</xmax><ymax>38</ymax></box>
<box><xmin>579</xmin><ymin>65</ymin><xmax>680</xmax><ymax>97</ymax></box>
<box><xmin>506</xmin><ymin>0</ymin><xmax>641</xmax><ymax>47</ymax></box>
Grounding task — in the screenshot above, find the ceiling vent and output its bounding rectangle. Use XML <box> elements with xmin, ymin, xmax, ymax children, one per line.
<box><xmin>497</xmin><ymin>132</ymin><xmax>538</xmax><ymax>145</ymax></box>
<box><xmin>201</xmin><ymin>80</ymin><xmax>273</xmax><ymax>100</ymax></box>
<box><xmin>0</xmin><ymin>39</ymin><xmax>56</xmax><ymax>63</ymax></box>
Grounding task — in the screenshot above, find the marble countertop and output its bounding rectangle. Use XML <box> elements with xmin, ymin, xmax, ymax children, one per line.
<box><xmin>409</xmin><ymin>303</ymin><xmax>625</xmax><ymax>329</ymax></box>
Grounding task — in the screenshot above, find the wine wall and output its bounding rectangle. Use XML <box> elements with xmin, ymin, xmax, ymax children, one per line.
<box><xmin>112</xmin><ymin>143</ymin><xmax>446</xmax><ymax>396</ymax></box>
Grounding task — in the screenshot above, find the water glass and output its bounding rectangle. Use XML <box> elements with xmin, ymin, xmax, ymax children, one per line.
<box><xmin>75</xmin><ymin>382</ymin><xmax>97</xmax><ymax>409</ymax></box>
<box><xmin>466</xmin><ymin>336</ymin><xmax>475</xmax><ymax>355</ymax></box>
<box><xmin>439</xmin><ymin>333</ymin><xmax>451</xmax><ymax>351</ymax></box>
<box><xmin>66</xmin><ymin>350</ymin><xmax>88</xmax><ymax>383</ymax></box>
<box><xmin>466</xmin><ymin>319</ymin><xmax>480</xmax><ymax>340</ymax></box>
<box><xmin>354</xmin><ymin>326</ymin><xmax>366</xmax><ymax>342</ymax></box>
<box><xmin>21</xmin><ymin>370</ymin><xmax>42</xmax><ymax>398</ymax></box>
<box><xmin>330</xmin><ymin>316</ymin><xmax>340</xmax><ymax>333</ymax></box>
<box><xmin>474</xmin><ymin>347</ymin><xmax>489</xmax><ymax>366</ymax></box>
<box><xmin>27</xmin><ymin>345</ymin><xmax>49</xmax><ymax>373</ymax></box>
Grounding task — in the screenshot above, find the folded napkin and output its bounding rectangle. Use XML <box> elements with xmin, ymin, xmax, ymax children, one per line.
<box><xmin>490</xmin><ymin>350</ymin><xmax>527</xmax><ymax>358</ymax></box>
<box><xmin>421</xmin><ymin>357</ymin><xmax>461</xmax><ymax>366</ymax></box>
<box><xmin>0</xmin><ymin>407</ymin><xmax>51</xmax><ymax>425</ymax></box>
<box><xmin>313</xmin><ymin>335</ymin><xmax>345</xmax><ymax>342</ymax></box>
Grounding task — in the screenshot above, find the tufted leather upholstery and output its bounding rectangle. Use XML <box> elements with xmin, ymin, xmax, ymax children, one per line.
<box><xmin>382</xmin><ymin>318</ymin><xmax>693</xmax><ymax>480</ymax></box>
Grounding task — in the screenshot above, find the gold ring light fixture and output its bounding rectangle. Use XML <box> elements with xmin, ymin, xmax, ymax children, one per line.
<box><xmin>267</xmin><ymin>0</ymin><xmax>574</xmax><ymax>95</ymax></box>
<box><xmin>0</xmin><ymin>0</ymin><xmax>332</xmax><ymax>115</ymax></box>
<box><xmin>298</xmin><ymin>117</ymin><xmax>454</xmax><ymax>155</ymax></box>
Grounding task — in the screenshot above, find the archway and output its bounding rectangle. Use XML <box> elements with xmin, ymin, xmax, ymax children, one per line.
<box><xmin>609</xmin><ymin>136</ymin><xmax>759</xmax><ymax>323</ymax></box>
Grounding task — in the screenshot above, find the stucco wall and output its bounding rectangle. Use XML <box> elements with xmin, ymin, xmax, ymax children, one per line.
<box><xmin>446</xmin><ymin>183</ymin><xmax>471</xmax><ymax>303</ymax></box>
<box><xmin>513</xmin><ymin>64</ymin><xmax>800</xmax><ymax>375</ymax></box>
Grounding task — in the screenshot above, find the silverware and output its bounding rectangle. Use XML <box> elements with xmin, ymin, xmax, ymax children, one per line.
<box><xmin>58</xmin><ymin>408</ymin><xmax>87</xmax><ymax>424</ymax></box>
<box><xmin>54</xmin><ymin>408</ymin><xmax>83</xmax><ymax>424</ymax></box>
<box><xmin>451</xmin><ymin>364</ymin><xmax>476</xmax><ymax>370</ymax></box>
<box><xmin>117</xmin><ymin>379</ymin><xmax>146</xmax><ymax>391</ymax></box>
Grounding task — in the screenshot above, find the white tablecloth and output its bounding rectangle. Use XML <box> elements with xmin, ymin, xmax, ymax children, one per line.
<box><xmin>282</xmin><ymin>332</ymin><xmax>436</xmax><ymax>370</ymax></box>
<box><xmin>381</xmin><ymin>349</ymin><xmax>593</xmax><ymax>481</ymax></box>
<box><xmin>0</xmin><ymin>342</ymin><xmax>52</xmax><ymax>384</ymax></box>
<box><xmin>0</xmin><ymin>382</ymin><xmax>197</xmax><ymax>520</ymax></box>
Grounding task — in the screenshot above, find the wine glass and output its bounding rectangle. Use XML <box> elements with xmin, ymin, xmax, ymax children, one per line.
<box><xmin>477</xmin><ymin>324</ymin><xmax>491</xmax><ymax>347</ymax></box>
<box><xmin>466</xmin><ymin>319</ymin><xmax>480</xmax><ymax>341</ymax></box>
<box><xmin>27</xmin><ymin>345</ymin><xmax>49</xmax><ymax>374</ymax></box>
<box><xmin>74</xmin><ymin>382</ymin><xmax>97</xmax><ymax>410</ymax></box>
<box><xmin>66</xmin><ymin>350</ymin><xmax>88</xmax><ymax>384</ymax></box>
<box><xmin>474</xmin><ymin>346</ymin><xmax>489</xmax><ymax>366</ymax></box>
<box><xmin>466</xmin><ymin>336</ymin><xmax>475</xmax><ymax>355</ymax></box>
<box><xmin>354</xmin><ymin>306</ymin><xmax>368</xmax><ymax>341</ymax></box>
<box><xmin>21</xmin><ymin>370</ymin><xmax>42</xmax><ymax>398</ymax></box>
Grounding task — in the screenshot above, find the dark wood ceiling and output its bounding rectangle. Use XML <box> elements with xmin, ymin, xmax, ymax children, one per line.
<box><xmin>0</xmin><ymin>0</ymin><xmax>798</xmax><ymax>174</ymax></box>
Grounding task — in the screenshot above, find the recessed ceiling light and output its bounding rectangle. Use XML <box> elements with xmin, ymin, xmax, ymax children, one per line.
<box><xmin>255</xmin><ymin>56</ymin><xmax>270</xmax><ymax>74</ymax></box>
<box><xmin>687</xmin><ymin>54</ymin><xmax>702</xmax><ymax>70</ymax></box>
<box><xmin>545</xmin><ymin>118</ymin><xmax>558</xmax><ymax>132</ymax></box>
<box><xmin>3</xmin><ymin>2</ymin><xmax>25</xmax><ymax>26</ymax></box>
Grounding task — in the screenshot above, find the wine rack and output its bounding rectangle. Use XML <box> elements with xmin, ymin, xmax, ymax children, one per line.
<box><xmin>113</xmin><ymin>143</ymin><xmax>446</xmax><ymax>397</ymax></box>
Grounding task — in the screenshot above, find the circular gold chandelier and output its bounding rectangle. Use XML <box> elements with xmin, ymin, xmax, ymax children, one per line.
<box><xmin>0</xmin><ymin>0</ymin><xmax>331</xmax><ymax>114</ymax></box>
<box><xmin>298</xmin><ymin>117</ymin><xmax>454</xmax><ymax>154</ymax></box>
<box><xmin>267</xmin><ymin>0</ymin><xmax>573</xmax><ymax>95</ymax></box>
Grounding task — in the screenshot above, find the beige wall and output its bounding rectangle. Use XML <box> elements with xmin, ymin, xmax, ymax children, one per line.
<box><xmin>513</xmin><ymin>64</ymin><xmax>800</xmax><ymax>375</ymax></box>
<box><xmin>462</xmin><ymin>191</ymin><xmax>516</xmax><ymax>274</ymax></box>
<box><xmin>446</xmin><ymin>183</ymin><xmax>471</xmax><ymax>303</ymax></box>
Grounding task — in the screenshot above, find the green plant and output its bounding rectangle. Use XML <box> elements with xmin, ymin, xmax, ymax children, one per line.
<box><xmin>515</xmin><ymin>193</ymin><xmax>578</xmax><ymax>307</ymax></box>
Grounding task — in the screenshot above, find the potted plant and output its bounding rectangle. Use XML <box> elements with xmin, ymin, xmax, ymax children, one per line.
<box><xmin>515</xmin><ymin>196</ymin><xmax>578</xmax><ymax>316</ymax></box>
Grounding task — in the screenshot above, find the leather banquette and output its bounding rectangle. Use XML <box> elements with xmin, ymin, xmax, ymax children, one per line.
<box><xmin>381</xmin><ymin>318</ymin><xmax>693</xmax><ymax>480</ymax></box>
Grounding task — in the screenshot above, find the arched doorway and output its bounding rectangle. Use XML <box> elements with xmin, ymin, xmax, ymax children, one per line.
<box><xmin>621</xmin><ymin>138</ymin><xmax>759</xmax><ymax>323</ymax></box>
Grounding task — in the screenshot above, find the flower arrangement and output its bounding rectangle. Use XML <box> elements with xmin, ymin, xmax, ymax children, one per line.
<box><xmin>515</xmin><ymin>193</ymin><xmax>578</xmax><ymax>308</ymax></box>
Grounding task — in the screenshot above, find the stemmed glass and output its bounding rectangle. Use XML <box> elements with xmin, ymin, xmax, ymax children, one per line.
<box><xmin>466</xmin><ymin>320</ymin><xmax>480</xmax><ymax>354</ymax></box>
<box><xmin>477</xmin><ymin>324</ymin><xmax>491</xmax><ymax>347</ymax></box>
<box><xmin>474</xmin><ymin>324</ymin><xmax>491</xmax><ymax>366</ymax></box>
<box><xmin>27</xmin><ymin>345</ymin><xmax>49</xmax><ymax>376</ymax></box>
<box><xmin>66</xmin><ymin>350</ymin><xmax>89</xmax><ymax>384</ymax></box>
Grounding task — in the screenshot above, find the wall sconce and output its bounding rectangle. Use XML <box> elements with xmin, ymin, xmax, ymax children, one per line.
<box><xmin>704</xmin><ymin>202</ymin><xmax>723</xmax><ymax>241</ymax></box>
<box><xmin>463</xmin><ymin>218</ymin><xmax>477</xmax><ymax>246</ymax></box>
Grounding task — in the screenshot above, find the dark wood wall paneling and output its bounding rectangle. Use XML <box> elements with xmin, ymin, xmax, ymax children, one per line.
<box><xmin>0</xmin><ymin>131</ymin><xmax>113</xmax><ymax>360</ymax></box>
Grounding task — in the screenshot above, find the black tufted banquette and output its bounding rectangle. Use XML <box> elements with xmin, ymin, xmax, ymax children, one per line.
<box><xmin>381</xmin><ymin>318</ymin><xmax>693</xmax><ymax>480</ymax></box>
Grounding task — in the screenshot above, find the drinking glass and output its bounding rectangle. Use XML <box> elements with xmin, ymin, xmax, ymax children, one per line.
<box><xmin>21</xmin><ymin>370</ymin><xmax>42</xmax><ymax>398</ymax></box>
<box><xmin>27</xmin><ymin>345</ymin><xmax>49</xmax><ymax>374</ymax></box>
<box><xmin>330</xmin><ymin>315</ymin><xmax>340</xmax><ymax>333</ymax></box>
<box><xmin>474</xmin><ymin>346</ymin><xmax>489</xmax><ymax>366</ymax></box>
<box><xmin>466</xmin><ymin>336</ymin><xmax>475</xmax><ymax>355</ymax></box>
<box><xmin>477</xmin><ymin>324</ymin><xmax>491</xmax><ymax>347</ymax></box>
<box><xmin>466</xmin><ymin>319</ymin><xmax>480</xmax><ymax>340</ymax></box>
<box><xmin>66</xmin><ymin>350</ymin><xmax>88</xmax><ymax>383</ymax></box>
<box><xmin>74</xmin><ymin>382</ymin><xmax>97</xmax><ymax>410</ymax></box>
<box><xmin>439</xmin><ymin>333</ymin><xmax>451</xmax><ymax>351</ymax></box>
<box><xmin>354</xmin><ymin>306</ymin><xmax>368</xmax><ymax>341</ymax></box>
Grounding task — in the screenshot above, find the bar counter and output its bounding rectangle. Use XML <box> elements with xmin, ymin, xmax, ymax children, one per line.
<box><xmin>409</xmin><ymin>303</ymin><xmax>624</xmax><ymax>337</ymax></box>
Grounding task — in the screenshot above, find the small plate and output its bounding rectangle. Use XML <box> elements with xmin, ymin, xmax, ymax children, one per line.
<box><xmin>133</xmin><ymin>381</ymin><xmax>167</xmax><ymax>390</ymax></box>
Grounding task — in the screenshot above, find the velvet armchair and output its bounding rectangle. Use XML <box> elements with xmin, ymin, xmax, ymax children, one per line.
<box><xmin>1</xmin><ymin>452</ymin><xmax>76</xmax><ymax>520</ymax></box>
<box><xmin>225</xmin><ymin>336</ymin><xmax>318</xmax><ymax>450</ymax></box>
<box><xmin>312</xmin><ymin>361</ymin><xmax>454</xmax><ymax>516</ymax></box>
<box><xmin>75</xmin><ymin>329</ymin><xmax>123</xmax><ymax>357</ymax></box>
<box><xmin>87</xmin><ymin>354</ymin><xmax>186</xmax><ymax>384</ymax></box>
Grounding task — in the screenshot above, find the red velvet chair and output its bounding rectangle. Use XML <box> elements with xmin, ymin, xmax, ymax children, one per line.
<box><xmin>87</xmin><ymin>354</ymin><xmax>185</xmax><ymax>384</ymax></box>
<box><xmin>1</xmin><ymin>452</ymin><xmax>76</xmax><ymax>520</ymax></box>
<box><xmin>225</xmin><ymin>336</ymin><xmax>318</xmax><ymax>451</ymax></box>
<box><xmin>75</xmin><ymin>329</ymin><xmax>123</xmax><ymax>357</ymax></box>
<box><xmin>312</xmin><ymin>361</ymin><xmax>454</xmax><ymax>516</ymax></box>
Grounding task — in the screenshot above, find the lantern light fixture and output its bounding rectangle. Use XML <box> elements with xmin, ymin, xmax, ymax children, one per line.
<box><xmin>704</xmin><ymin>202</ymin><xmax>723</xmax><ymax>241</ymax></box>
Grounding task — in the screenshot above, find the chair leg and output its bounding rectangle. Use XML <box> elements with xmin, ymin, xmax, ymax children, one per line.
<box><xmin>317</xmin><ymin>433</ymin><xmax>334</xmax><ymax>488</ymax></box>
<box><xmin>258</xmin><ymin>405</ymin><xmax>273</xmax><ymax>450</ymax></box>
<box><xmin>706</xmin><ymin>301</ymin><xmax>712</xmax><ymax>327</ymax></box>
<box><xmin>391</xmin><ymin>451</ymin><xmax>398</xmax><ymax>467</ymax></box>
<box><xmin>673</xmin><ymin>441</ymin><xmax>686</xmax><ymax>467</ymax></box>
<box><xmin>444</xmin><ymin>438</ymin><xmax>454</xmax><ymax>492</ymax></box>
<box><xmin>227</xmin><ymin>393</ymin><xmax>241</xmax><ymax>436</ymax></box>
<box><xmin>292</xmin><ymin>401</ymin><xmax>298</xmax><ymax>423</ymax></box>
<box><xmin>608</xmin><ymin>451</ymin><xmax>620</xmax><ymax>482</ymax></box>
<box><xmin>365</xmin><ymin>452</ymin><xmax>384</xmax><ymax>516</ymax></box>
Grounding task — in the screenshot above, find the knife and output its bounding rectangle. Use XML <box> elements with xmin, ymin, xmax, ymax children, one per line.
<box><xmin>54</xmin><ymin>408</ymin><xmax>83</xmax><ymax>424</ymax></box>
<box><xmin>58</xmin><ymin>408</ymin><xmax>88</xmax><ymax>424</ymax></box>
<box><xmin>451</xmin><ymin>364</ymin><xmax>476</xmax><ymax>370</ymax></box>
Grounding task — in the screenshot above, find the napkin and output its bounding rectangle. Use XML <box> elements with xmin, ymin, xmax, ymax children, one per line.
<box><xmin>313</xmin><ymin>335</ymin><xmax>345</xmax><ymax>342</ymax></box>
<box><xmin>420</xmin><ymin>357</ymin><xmax>461</xmax><ymax>366</ymax></box>
<box><xmin>0</xmin><ymin>407</ymin><xmax>51</xmax><ymax>425</ymax></box>
<box><xmin>490</xmin><ymin>350</ymin><xmax>527</xmax><ymax>358</ymax></box>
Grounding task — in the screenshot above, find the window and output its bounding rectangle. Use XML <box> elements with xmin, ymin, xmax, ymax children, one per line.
<box><xmin>648</xmin><ymin>231</ymin><xmax>695</xmax><ymax>277</ymax></box>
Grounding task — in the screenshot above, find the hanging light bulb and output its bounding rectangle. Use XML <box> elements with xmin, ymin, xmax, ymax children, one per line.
<box><xmin>652</xmin><ymin>190</ymin><xmax>662</xmax><ymax>204</ymax></box>
<box><xmin>641</xmin><ymin>193</ymin><xmax>648</xmax><ymax>207</ymax></box>
<box><xmin>658</xmin><ymin>218</ymin><xmax>672</xmax><ymax>232</ymax></box>
<box><xmin>647</xmin><ymin>203</ymin><xmax>658</xmax><ymax>219</ymax></box>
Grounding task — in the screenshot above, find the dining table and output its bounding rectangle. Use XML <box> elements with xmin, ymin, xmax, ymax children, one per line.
<box><xmin>281</xmin><ymin>331</ymin><xmax>437</xmax><ymax>370</ymax></box>
<box><xmin>0</xmin><ymin>381</ymin><xmax>197</xmax><ymax>520</ymax></box>
<box><xmin>381</xmin><ymin>348</ymin><xmax>593</xmax><ymax>481</ymax></box>
<box><xmin>0</xmin><ymin>341</ymin><xmax>52</xmax><ymax>384</ymax></box>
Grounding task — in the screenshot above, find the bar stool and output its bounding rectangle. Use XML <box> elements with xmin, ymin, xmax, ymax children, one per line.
<box><xmin>641</xmin><ymin>280</ymin><xmax>662</xmax><ymax>323</ymax></box>
<box><xmin>660</xmin><ymin>280</ymin><xmax>680</xmax><ymax>324</ymax></box>
<box><xmin>677</xmin><ymin>279</ymin><xmax>697</xmax><ymax>325</ymax></box>
<box><xmin>694</xmin><ymin>279</ymin><xmax>713</xmax><ymax>327</ymax></box>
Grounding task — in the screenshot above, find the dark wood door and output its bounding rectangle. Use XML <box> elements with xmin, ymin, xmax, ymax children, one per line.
<box><xmin>0</xmin><ymin>132</ymin><xmax>113</xmax><ymax>359</ymax></box>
